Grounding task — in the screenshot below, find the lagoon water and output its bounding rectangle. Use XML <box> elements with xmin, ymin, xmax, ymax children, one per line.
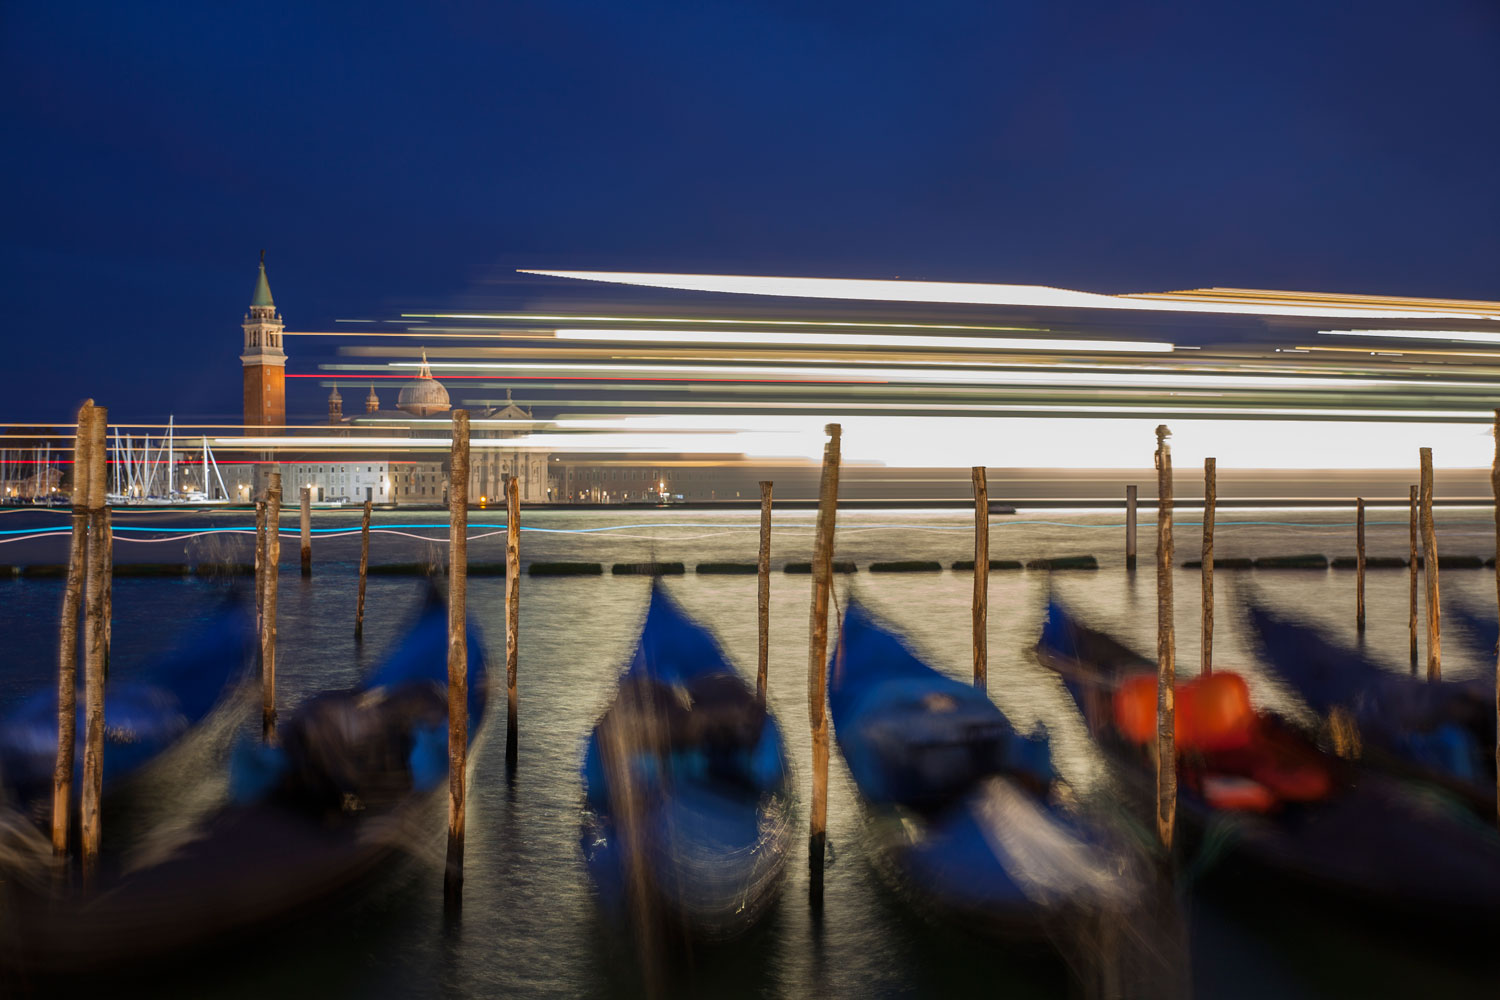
<box><xmin>4</xmin><ymin>505</ymin><xmax>1499</xmax><ymax>998</ymax></box>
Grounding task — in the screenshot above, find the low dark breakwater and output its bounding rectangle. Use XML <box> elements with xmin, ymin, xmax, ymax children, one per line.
<box><xmin>3</xmin><ymin>507</ymin><xmax>1500</xmax><ymax>998</ymax></box>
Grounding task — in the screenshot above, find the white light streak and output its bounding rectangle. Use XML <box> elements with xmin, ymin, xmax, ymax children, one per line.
<box><xmin>403</xmin><ymin>312</ymin><xmax>1046</xmax><ymax>333</ymax></box>
<box><xmin>520</xmin><ymin>271</ymin><xmax>1500</xmax><ymax>321</ymax></box>
<box><xmin>386</xmin><ymin>359</ymin><xmax>1484</xmax><ymax>391</ymax></box>
<box><xmin>551</xmin><ymin>328</ymin><xmax>1173</xmax><ymax>354</ymax></box>
<box><xmin>1320</xmin><ymin>329</ymin><xmax>1500</xmax><ymax>345</ymax></box>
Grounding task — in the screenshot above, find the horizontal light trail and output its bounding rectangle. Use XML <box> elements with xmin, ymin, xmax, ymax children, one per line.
<box><xmin>303</xmin><ymin>369</ymin><xmax>887</xmax><ymax>385</ymax></box>
<box><xmin>533</xmin><ymin>401</ymin><xmax>1495</xmax><ymax>421</ymax></box>
<box><xmin>1146</xmin><ymin>287</ymin><xmax>1500</xmax><ymax>314</ymax></box>
<box><xmin>388</xmin><ymin>359</ymin><xmax>1495</xmax><ymax>392</ymax></box>
<box><xmin>401</xmin><ymin>312</ymin><xmax>1049</xmax><ymax>333</ymax></box>
<box><xmin>520</xmin><ymin>271</ymin><xmax>1500</xmax><ymax>321</ymax></box>
<box><xmin>551</xmin><ymin>328</ymin><xmax>1173</xmax><ymax>353</ymax></box>
<box><xmin>1320</xmin><ymin>329</ymin><xmax>1500</xmax><ymax>345</ymax></box>
<box><xmin>1298</xmin><ymin>345</ymin><xmax>1500</xmax><ymax>361</ymax></box>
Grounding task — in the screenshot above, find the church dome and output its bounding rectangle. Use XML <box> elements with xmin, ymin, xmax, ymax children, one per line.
<box><xmin>397</xmin><ymin>351</ymin><xmax>451</xmax><ymax>416</ymax></box>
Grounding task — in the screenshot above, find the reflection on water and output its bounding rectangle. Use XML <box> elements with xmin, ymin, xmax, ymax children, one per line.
<box><xmin>2</xmin><ymin>508</ymin><xmax>1498</xmax><ymax>997</ymax></box>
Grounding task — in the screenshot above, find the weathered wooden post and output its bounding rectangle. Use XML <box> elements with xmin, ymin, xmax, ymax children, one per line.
<box><xmin>445</xmin><ymin>410</ymin><xmax>470</xmax><ymax>904</ymax></box>
<box><xmin>300</xmin><ymin>484</ymin><xmax>311</xmax><ymax>577</ymax></box>
<box><xmin>1154</xmin><ymin>425</ymin><xmax>1176</xmax><ymax>850</ymax></box>
<box><xmin>355</xmin><ymin>499</ymin><xmax>371</xmax><ymax>640</ymax></box>
<box><xmin>262</xmin><ymin>472</ymin><xmax>281</xmax><ymax>741</ymax></box>
<box><xmin>972</xmin><ymin>466</ymin><xmax>989</xmax><ymax>691</ymax></box>
<box><xmin>1355</xmin><ymin>498</ymin><xmax>1366</xmax><ymax>630</ymax></box>
<box><xmin>1125</xmin><ymin>485</ymin><xmax>1138</xmax><ymax>571</ymax></box>
<box><xmin>757</xmin><ymin>481</ymin><xmax>772</xmax><ymax>702</ymax></box>
<box><xmin>808</xmin><ymin>424</ymin><xmax>841</xmax><ymax>908</ymax></box>
<box><xmin>52</xmin><ymin>400</ymin><xmax>95</xmax><ymax>857</ymax></box>
<box><xmin>1492</xmin><ymin>410</ymin><xmax>1499</xmax><ymax>822</ymax></box>
<box><xmin>1409</xmin><ymin>485</ymin><xmax>1418</xmax><ymax>672</ymax></box>
<box><xmin>1419</xmin><ymin>448</ymin><xmax>1440</xmax><ymax>681</ymax></box>
<box><xmin>80</xmin><ymin>404</ymin><xmax>108</xmax><ymax>885</ymax></box>
<box><xmin>505</xmin><ymin>475</ymin><xmax>520</xmax><ymax>767</ymax></box>
<box><xmin>254</xmin><ymin>500</ymin><xmax>267</xmax><ymax>643</ymax></box>
<box><xmin>101</xmin><ymin>506</ymin><xmax>112</xmax><ymax>679</ymax></box>
<box><xmin>1201</xmin><ymin>458</ymin><xmax>1215</xmax><ymax>676</ymax></box>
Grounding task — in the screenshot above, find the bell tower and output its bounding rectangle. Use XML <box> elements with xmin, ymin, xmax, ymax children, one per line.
<box><xmin>241</xmin><ymin>251</ymin><xmax>287</xmax><ymax>427</ymax></box>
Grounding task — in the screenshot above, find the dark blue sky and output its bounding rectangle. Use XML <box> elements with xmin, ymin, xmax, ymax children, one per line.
<box><xmin>3</xmin><ymin>1</ymin><xmax>1497</xmax><ymax>422</ymax></box>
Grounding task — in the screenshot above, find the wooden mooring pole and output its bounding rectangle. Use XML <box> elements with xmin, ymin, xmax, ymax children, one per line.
<box><xmin>1154</xmin><ymin>425</ymin><xmax>1176</xmax><ymax>850</ymax></box>
<box><xmin>80</xmin><ymin>404</ymin><xmax>108</xmax><ymax>886</ymax></box>
<box><xmin>808</xmin><ymin>424</ymin><xmax>841</xmax><ymax>908</ymax></box>
<box><xmin>300</xmin><ymin>484</ymin><xmax>312</xmax><ymax>577</ymax></box>
<box><xmin>1409</xmin><ymin>485</ymin><xmax>1418</xmax><ymax>672</ymax></box>
<box><xmin>52</xmin><ymin>400</ymin><xmax>95</xmax><ymax>857</ymax></box>
<box><xmin>355</xmin><ymin>499</ymin><xmax>371</xmax><ymax>640</ymax></box>
<box><xmin>255</xmin><ymin>500</ymin><xmax>267</xmax><ymax>645</ymax></box>
<box><xmin>1201</xmin><ymin>458</ymin><xmax>1215</xmax><ymax>676</ymax></box>
<box><xmin>102</xmin><ymin>507</ymin><xmax>112</xmax><ymax>679</ymax></box>
<box><xmin>972</xmin><ymin>467</ymin><xmax>989</xmax><ymax>691</ymax></box>
<box><xmin>1492</xmin><ymin>410</ymin><xmax>1499</xmax><ymax>823</ymax></box>
<box><xmin>1356</xmin><ymin>498</ymin><xmax>1366</xmax><ymax>631</ymax></box>
<box><xmin>757</xmin><ymin>481</ymin><xmax>772</xmax><ymax>703</ymax></box>
<box><xmin>445</xmin><ymin>410</ymin><xmax>470</xmax><ymax>904</ymax></box>
<box><xmin>505</xmin><ymin>475</ymin><xmax>520</xmax><ymax>767</ymax></box>
<box><xmin>1419</xmin><ymin>448</ymin><xmax>1440</xmax><ymax>681</ymax></box>
<box><xmin>1125</xmin><ymin>485</ymin><xmax>1138</xmax><ymax>571</ymax></box>
<box><xmin>262</xmin><ymin>471</ymin><xmax>281</xmax><ymax>741</ymax></box>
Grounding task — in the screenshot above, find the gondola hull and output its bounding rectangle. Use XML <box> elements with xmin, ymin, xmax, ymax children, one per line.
<box><xmin>1245</xmin><ymin>603</ymin><xmax>1495</xmax><ymax>812</ymax></box>
<box><xmin>830</xmin><ymin>598</ymin><xmax>1142</xmax><ymax>938</ymax></box>
<box><xmin>0</xmin><ymin>599</ymin><xmax>255</xmax><ymax>820</ymax></box>
<box><xmin>1</xmin><ymin>593</ymin><xmax>486</xmax><ymax>973</ymax></box>
<box><xmin>581</xmin><ymin>584</ymin><xmax>794</xmax><ymax>941</ymax></box>
<box><xmin>1036</xmin><ymin>598</ymin><xmax>1500</xmax><ymax>934</ymax></box>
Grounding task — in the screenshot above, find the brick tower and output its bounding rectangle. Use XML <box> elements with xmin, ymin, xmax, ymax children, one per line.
<box><xmin>241</xmin><ymin>251</ymin><xmax>286</xmax><ymax>427</ymax></box>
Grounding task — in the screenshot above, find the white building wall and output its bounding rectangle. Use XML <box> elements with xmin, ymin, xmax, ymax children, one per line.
<box><xmin>283</xmin><ymin>461</ymin><xmax>393</xmax><ymax>503</ymax></box>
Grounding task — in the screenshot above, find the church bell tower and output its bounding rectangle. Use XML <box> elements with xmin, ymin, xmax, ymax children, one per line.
<box><xmin>241</xmin><ymin>251</ymin><xmax>287</xmax><ymax>427</ymax></box>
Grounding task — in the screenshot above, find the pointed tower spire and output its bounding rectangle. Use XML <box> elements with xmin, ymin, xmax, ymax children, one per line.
<box><xmin>418</xmin><ymin>348</ymin><xmax>432</xmax><ymax>379</ymax></box>
<box><xmin>242</xmin><ymin>251</ymin><xmax>286</xmax><ymax>428</ymax></box>
<box><xmin>366</xmin><ymin>384</ymin><xmax>380</xmax><ymax>413</ymax></box>
<box><xmin>251</xmin><ymin>250</ymin><xmax>275</xmax><ymax>309</ymax></box>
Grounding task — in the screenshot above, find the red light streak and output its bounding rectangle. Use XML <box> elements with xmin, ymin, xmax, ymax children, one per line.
<box><xmin>286</xmin><ymin>373</ymin><xmax>885</xmax><ymax>385</ymax></box>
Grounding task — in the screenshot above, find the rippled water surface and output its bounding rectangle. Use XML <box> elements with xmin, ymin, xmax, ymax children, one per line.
<box><xmin>3</xmin><ymin>506</ymin><xmax>1498</xmax><ymax>997</ymax></box>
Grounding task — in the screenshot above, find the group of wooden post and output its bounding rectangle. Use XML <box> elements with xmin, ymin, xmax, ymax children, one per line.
<box><xmin>49</xmin><ymin>408</ymin><xmax>1500</xmax><ymax>906</ymax></box>
<box><xmin>1135</xmin><ymin>421</ymin><xmax>1500</xmax><ymax>847</ymax></box>
<box><xmin>662</xmin><ymin>417</ymin><xmax>1498</xmax><ymax>895</ymax></box>
<box><xmin>247</xmin><ymin>411</ymin><xmax>525</xmax><ymax>905</ymax></box>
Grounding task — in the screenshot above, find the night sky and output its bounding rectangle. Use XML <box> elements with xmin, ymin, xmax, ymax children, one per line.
<box><xmin>3</xmin><ymin>1</ymin><xmax>1497</xmax><ymax>422</ymax></box>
